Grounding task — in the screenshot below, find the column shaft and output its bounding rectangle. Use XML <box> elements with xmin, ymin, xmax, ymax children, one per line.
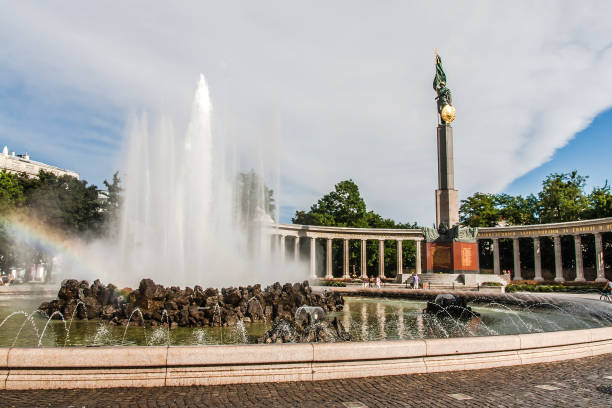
<box><xmin>325</xmin><ymin>238</ymin><xmax>333</xmax><ymax>279</ymax></box>
<box><xmin>360</xmin><ymin>239</ymin><xmax>368</xmax><ymax>278</ymax></box>
<box><xmin>279</xmin><ymin>235</ymin><xmax>286</xmax><ymax>263</ymax></box>
<box><xmin>533</xmin><ymin>237</ymin><xmax>543</xmax><ymax>281</ymax></box>
<box><xmin>378</xmin><ymin>240</ymin><xmax>385</xmax><ymax>278</ymax></box>
<box><xmin>309</xmin><ymin>237</ymin><xmax>316</xmax><ymax>279</ymax></box>
<box><xmin>574</xmin><ymin>235</ymin><xmax>585</xmax><ymax>282</ymax></box>
<box><xmin>513</xmin><ymin>238</ymin><xmax>522</xmax><ymax>280</ymax></box>
<box><xmin>415</xmin><ymin>240</ymin><xmax>422</xmax><ymax>275</ymax></box>
<box><xmin>553</xmin><ymin>235</ymin><xmax>564</xmax><ymax>282</ymax></box>
<box><xmin>343</xmin><ymin>239</ymin><xmax>350</xmax><ymax>279</ymax></box>
<box><xmin>396</xmin><ymin>240</ymin><xmax>403</xmax><ymax>277</ymax></box>
<box><xmin>293</xmin><ymin>237</ymin><xmax>300</xmax><ymax>262</ymax></box>
<box><xmin>492</xmin><ymin>238</ymin><xmax>501</xmax><ymax>275</ymax></box>
<box><xmin>595</xmin><ymin>232</ymin><xmax>606</xmax><ymax>282</ymax></box>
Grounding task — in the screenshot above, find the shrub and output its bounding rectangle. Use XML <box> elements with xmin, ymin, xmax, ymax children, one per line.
<box><xmin>481</xmin><ymin>282</ymin><xmax>502</xmax><ymax>287</ymax></box>
<box><xmin>318</xmin><ymin>280</ymin><xmax>346</xmax><ymax>287</ymax></box>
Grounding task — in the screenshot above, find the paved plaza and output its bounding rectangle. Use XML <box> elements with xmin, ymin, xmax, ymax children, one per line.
<box><xmin>3</xmin><ymin>355</ymin><xmax>612</xmax><ymax>407</ymax></box>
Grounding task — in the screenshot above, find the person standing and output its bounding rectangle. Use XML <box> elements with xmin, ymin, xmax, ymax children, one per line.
<box><xmin>413</xmin><ymin>273</ymin><xmax>419</xmax><ymax>289</ymax></box>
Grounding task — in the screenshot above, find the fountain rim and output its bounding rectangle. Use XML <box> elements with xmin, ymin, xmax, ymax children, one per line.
<box><xmin>1</xmin><ymin>325</ymin><xmax>611</xmax><ymax>389</ymax></box>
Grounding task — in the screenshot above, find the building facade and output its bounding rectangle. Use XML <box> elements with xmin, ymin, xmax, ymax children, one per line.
<box><xmin>0</xmin><ymin>145</ymin><xmax>79</xmax><ymax>179</ymax></box>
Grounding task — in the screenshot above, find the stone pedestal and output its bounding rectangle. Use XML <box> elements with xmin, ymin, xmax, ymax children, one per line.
<box><xmin>423</xmin><ymin>240</ymin><xmax>479</xmax><ymax>273</ymax></box>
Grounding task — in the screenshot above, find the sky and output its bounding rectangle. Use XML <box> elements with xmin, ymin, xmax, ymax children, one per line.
<box><xmin>1</xmin><ymin>1</ymin><xmax>612</xmax><ymax>226</ymax></box>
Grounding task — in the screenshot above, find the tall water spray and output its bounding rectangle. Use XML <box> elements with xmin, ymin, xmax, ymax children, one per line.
<box><xmin>113</xmin><ymin>74</ymin><xmax>304</xmax><ymax>287</ymax></box>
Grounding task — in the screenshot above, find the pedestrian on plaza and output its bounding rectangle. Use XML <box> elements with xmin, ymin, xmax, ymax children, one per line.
<box><xmin>413</xmin><ymin>273</ymin><xmax>419</xmax><ymax>289</ymax></box>
<box><xmin>369</xmin><ymin>276</ymin><xmax>374</xmax><ymax>288</ymax></box>
<box><xmin>375</xmin><ymin>276</ymin><xmax>381</xmax><ymax>289</ymax></box>
<box><xmin>603</xmin><ymin>279</ymin><xmax>612</xmax><ymax>296</ymax></box>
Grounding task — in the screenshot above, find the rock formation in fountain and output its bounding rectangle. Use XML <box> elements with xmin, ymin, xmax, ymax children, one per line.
<box><xmin>423</xmin><ymin>294</ymin><xmax>480</xmax><ymax>319</ymax></box>
<box><xmin>260</xmin><ymin>316</ymin><xmax>352</xmax><ymax>343</ymax></box>
<box><xmin>39</xmin><ymin>279</ymin><xmax>343</xmax><ymax>328</ymax></box>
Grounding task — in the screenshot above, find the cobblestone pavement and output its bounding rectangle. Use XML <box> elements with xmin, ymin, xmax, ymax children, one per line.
<box><xmin>4</xmin><ymin>356</ymin><xmax>612</xmax><ymax>407</ymax></box>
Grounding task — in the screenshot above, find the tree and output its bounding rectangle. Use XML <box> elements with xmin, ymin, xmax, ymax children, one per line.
<box><xmin>236</xmin><ymin>170</ymin><xmax>276</xmax><ymax>224</ymax></box>
<box><xmin>293</xmin><ymin>180</ymin><xmax>368</xmax><ymax>227</ymax></box>
<box><xmin>293</xmin><ymin>180</ymin><xmax>419</xmax><ymax>277</ymax></box>
<box><xmin>0</xmin><ymin>170</ymin><xmax>24</xmax><ymax>214</ymax></box>
<box><xmin>538</xmin><ymin>171</ymin><xmax>588</xmax><ymax>223</ymax></box>
<box><xmin>20</xmin><ymin>170</ymin><xmax>104</xmax><ymax>237</ymax></box>
<box><xmin>587</xmin><ymin>181</ymin><xmax>612</xmax><ymax>219</ymax></box>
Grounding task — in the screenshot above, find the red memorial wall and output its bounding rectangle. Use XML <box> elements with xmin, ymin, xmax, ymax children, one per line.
<box><xmin>423</xmin><ymin>241</ymin><xmax>479</xmax><ymax>273</ymax></box>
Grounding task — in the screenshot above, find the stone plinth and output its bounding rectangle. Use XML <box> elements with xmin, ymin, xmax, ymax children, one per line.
<box><xmin>423</xmin><ymin>240</ymin><xmax>479</xmax><ymax>273</ymax></box>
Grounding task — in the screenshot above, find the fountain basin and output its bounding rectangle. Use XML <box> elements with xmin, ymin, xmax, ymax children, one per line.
<box><xmin>1</xmin><ymin>326</ymin><xmax>611</xmax><ymax>389</ymax></box>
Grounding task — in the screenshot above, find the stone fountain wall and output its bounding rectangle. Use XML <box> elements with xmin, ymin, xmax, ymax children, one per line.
<box><xmin>39</xmin><ymin>279</ymin><xmax>343</xmax><ymax>327</ymax></box>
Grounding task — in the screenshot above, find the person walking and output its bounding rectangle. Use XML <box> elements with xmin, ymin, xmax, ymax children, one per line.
<box><xmin>375</xmin><ymin>276</ymin><xmax>381</xmax><ymax>289</ymax></box>
<box><xmin>413</xmin><ymin>273</ymin><xmax>419</xmax><ymax>289</ymax></box>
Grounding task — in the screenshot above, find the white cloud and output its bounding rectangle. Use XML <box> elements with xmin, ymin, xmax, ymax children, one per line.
<box><xmin>1</xmin><ymin>1</ymin><xmax>612</xmax><ymax>224</ymax></box>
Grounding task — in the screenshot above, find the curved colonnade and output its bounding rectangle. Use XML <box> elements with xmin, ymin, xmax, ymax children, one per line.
<box><xmin>271</xmin><ymin>217</ymin><xmax>612</xmax><ymax>282</ymax></box>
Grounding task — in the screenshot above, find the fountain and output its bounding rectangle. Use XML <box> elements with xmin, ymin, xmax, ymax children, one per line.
<box><xmin>0</xmin><ymin>74</ymin><xmax>612</xmax><ymax>390</ymax></box>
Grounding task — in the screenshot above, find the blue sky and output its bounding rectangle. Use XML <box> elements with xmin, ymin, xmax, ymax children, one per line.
<box><xmin>507</xmin><ymin>106</ymin><xmax>612</xmax><ymax>197</ymax></box>
<box><xmin>3</xmin><ymin>2</ymin><xmax>612</xmax><ymax>226</ymax></box>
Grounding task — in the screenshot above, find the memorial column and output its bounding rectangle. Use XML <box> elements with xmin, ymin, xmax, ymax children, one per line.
<box><xmin>360</xmin><ymin>239</ymin><xmax>368</xmax><ymax>278</ymax></box>
<box><xmin>492</xmin><ymin>238</ymin><xmax>500</xmax><ymax>275</ymax></box>
<box><xmin>513</xmin><ymin>238</ymin><xmax>522</xmax><ymax>280</ymax></box>
<box><xmin>343</xmin><ymin>238</ymin><xmax>350</xmax><ymax>279</ymax></box>
<box><xmin>595</xmin><ymin>232</ymin><xmax>606</xmax><ymax>282</ymax></box>
<box><xmin>574</xmin><ymin>234</ymin><xmax>585</xmax><ymax>282</ymax></box>
<box><xmin>553</xmin><ymin>235</ymin><xmax>564</xmax><ymax>282</ymax></box>
<box><xmin>378</xmin><ymin>239</ymin><xmax>385</xmax><ymax>278</ymax></box>
<box><xmin>533</xmin><ymin>237</ymin><xmax>543</xmax><ymax>281</ymax></box>
<box><xmin>325</xmin><ymin>238</ymin><xmax>333</xmax><ymax>279</ymax></box>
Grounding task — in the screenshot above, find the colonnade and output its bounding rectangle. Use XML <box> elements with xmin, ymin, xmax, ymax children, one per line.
<box><xmin>478</xmin><ymin>218</ymin><xmax>612</xmax><ymax>282</ymax></box>
<box><xmin>272</xmin><ymin>224</ymin><xmax>424</xmax><ymax>280</ymax></box>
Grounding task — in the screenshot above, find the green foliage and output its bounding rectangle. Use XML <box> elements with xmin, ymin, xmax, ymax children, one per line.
<box><xmin>460</xmin><ymin>170</ymin><xmax>612</xmax><ymax>227</ymax></box>
<box><xmin>0</xmin><ymin>171</ymin><xmax>24</xmax><ymax>214</ymax></box>
<box><xmin>480</xmin><ymin>281</ymin><xmax>502</xmax><ymax>287</ymax></box>
<box><xmin>0</xmin><ymin>170</ymin><xmax>124</xmax><ymax>272</ymax></box>
<box><xmin>317</xmin><ymin>280</ymin><xmax>346</xmax><ymax>287</ymax></box>
<box><xmin>293</xmin><ymin>180</ymin><xmax>419</xmax><ymax>277</ymax></box>
<box><xmin>505</xmin><ymin>283</ymin><xmax>602</xmax><ymax>293</ymax></box>
<box><xmin>236</xmin><ymin>170</ymin><xmax>276</xmax><ymax>222</ymax></box>
<box><xmin>538</xmin><ymin>171</ymin><xmax>588</xmax><ymax>223</ymax></box>
<box><xmin>293</xmin><ymin>180</ymin><xmax>368</xmax><ymax>227</ymax></box>
<box><xmin>20</xmin><ymin>171</ymin><xmax>104</xmax><ymax>236</ymax></box>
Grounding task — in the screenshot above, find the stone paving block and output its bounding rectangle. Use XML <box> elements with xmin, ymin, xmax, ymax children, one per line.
<box><xmin>535</xmin><ymin>384</ymin><xmax>561</xmax><ymax>390</ymax></box>
<box><xmin>448</xmin><ymin>393</ymin><xmax>473</xmax><ymax>400</ymax></box>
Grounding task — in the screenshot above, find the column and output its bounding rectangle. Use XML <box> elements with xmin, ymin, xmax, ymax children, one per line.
<box><xmin>595</xmin><ymin>232</ymin><xmax>606</xmax><ymax>282</ymax></box>
<box><xmin>553</xmin><ymin>235</ymin><xmax>564</xmax><ymax>282</ymax></box>
<box><xmin>512</xmin><ymin>238</ymin><xmax>522</xmax><ymax>281</ymax></box>
<box><xmin>396</xmin><ymin>240</ymin><xmax>403</xmax><ymax>277</ymax></box>
<box><xmin>360</xmin><ymin>239</ymin><xmax>368</xmax><ymax>278</ymax></box>
<box><xmin>574</xmin><ymin>234</ymin><xmax>585</xmax><ymax>282</ymax></box>
<box><xmin>279</xmin><ymin>235</ymin><xmax>286</xmax><ymax>263</ymax></box>
<box><xmin>325</xmin><ymin>238</ymin><xmax>333</xmax><ymax>279</ymax></box>
<box><xmin>415</xmin><ymin>240</ymin><xmax>422</xmax><ymax>275</ymax></box>
<box><xmin>492</xmin><ymin>238</ymin><xmax>500</xmax><ymax>275</ymax></box>
<box><xmin>309</xmin><ymin>237</ymin><xmax>316</xmax><ymax>279</ymax></box>
<box><xmin>294</xmin><ymin>237</ymin><xmax>300</xmax><ymax>262</ymax></box>
<box><xmin>378</xmin><ymin>239</ymin><xmax>385</xmax><ymax>278</ymax></box>
<box><xmin>533</xmin><ymin>237</ymin><xmax>543</xmax><ymax>281</ymax></box>
<box><xmin>343</xmin><ymin>238</ymin><xmax>350</xmax><ymax>279</ymax></box>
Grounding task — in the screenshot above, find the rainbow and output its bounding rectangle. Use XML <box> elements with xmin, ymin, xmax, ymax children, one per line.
<box><xmin>0</xmin><ymin>213</ymin><xmax>104</xmax><ymax>277</ymax></box>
